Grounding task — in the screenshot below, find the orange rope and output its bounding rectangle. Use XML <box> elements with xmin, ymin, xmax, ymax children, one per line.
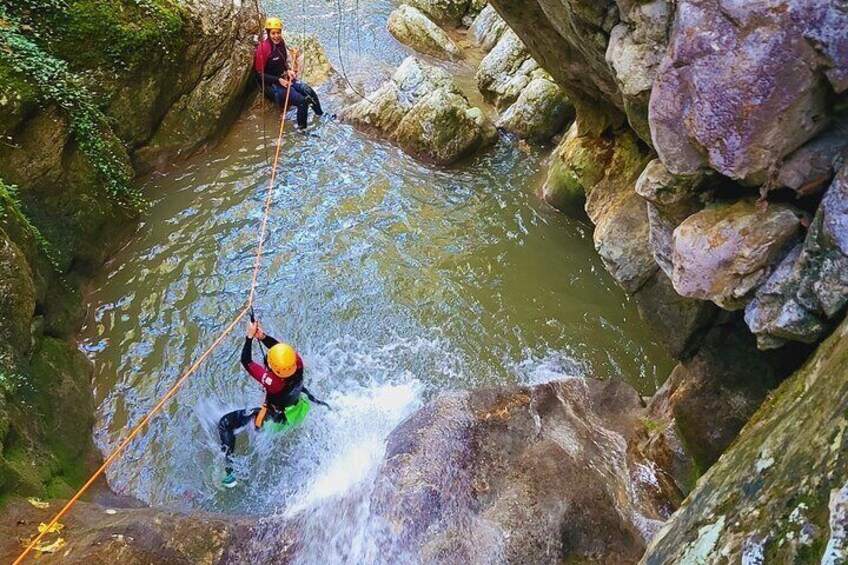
<box><xmin>13</xmin><ymin>77</ymin><xmax>294</xmax><ymax>565</ymax></box>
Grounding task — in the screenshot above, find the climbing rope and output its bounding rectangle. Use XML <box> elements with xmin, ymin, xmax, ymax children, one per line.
<box><xmin>13</xmin><ymin>67</ymin><xmax>295</xmax><ymax>565</ymax></box>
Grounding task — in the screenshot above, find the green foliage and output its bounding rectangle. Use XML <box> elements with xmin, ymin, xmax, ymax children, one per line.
<box><xmin>3</xmin><ymin>0</ymin><xmax>186</xmax><ymax>71</ymax></box>
<box><xmin>0</xmin><ymin>180</ymin><xmax>62</xmax><ymax>271</ymax></box>
<box><xmin>0</xmin><ymin>5</ymin><xmax>142</xmax><ymax>209</ymax></box>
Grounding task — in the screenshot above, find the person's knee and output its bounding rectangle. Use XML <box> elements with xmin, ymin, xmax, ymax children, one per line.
<box><xmin>218</xmin><ymin>414</ymin><xmax>232</xmax><ymax>432</ymax></box>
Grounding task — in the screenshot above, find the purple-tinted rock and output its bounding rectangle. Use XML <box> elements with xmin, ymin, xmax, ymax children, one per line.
<box><xmin>671</xmin><ymin>200</ymin><xmax>803</xmax><ymax>310</ymax></box>
<box><xmin>649</xmin><ymin>0</ymin><xmax>848</xmax><ymax>184</ymax></box>
<box><xmin>776</xmin><ymin>112</ymin><xmax>848</xmax><ymax>197</ymax></box>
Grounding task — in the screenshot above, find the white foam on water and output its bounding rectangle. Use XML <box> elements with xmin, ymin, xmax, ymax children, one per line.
<box><xmin>513</xmin><ymin>347</ymin><xmax>588</xmax><ymax>386</ymax></box>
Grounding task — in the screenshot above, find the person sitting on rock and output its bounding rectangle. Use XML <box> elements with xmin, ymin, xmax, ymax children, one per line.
<box><xmin>218</xmin><ymin>320</ymin><xmax>311</xmax><ymax>488</ymax></box>
<box><xmin>254</xmin><ymin>16</ymin><xmax>323</xmax><ymax>131</ymax></box>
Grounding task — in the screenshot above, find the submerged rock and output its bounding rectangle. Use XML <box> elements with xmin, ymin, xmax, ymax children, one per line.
<box><xmin>649</xmin><ymin>0</ymin><xmax>848</xmax><ymax>185</ymax></box>
<box><xmin>671</xmin><ymin>200</ymin><xmax>804</xmax><ymax>310</ymax></box>
<box><xmin>642</xmin><ymin>314</ymin><xmax>848</xmax><ymax>563</ymax></box>
<box><xmin>342</xmin><ymin>57</ymin><xmax>497</xmax><ymax>164</ymax></box>
<box><xmin>388</xmin><ymin>5</ymin><xmax>462</xmax><ymax>60</ymax></box>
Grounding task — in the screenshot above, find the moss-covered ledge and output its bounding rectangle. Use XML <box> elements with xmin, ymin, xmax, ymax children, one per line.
<box><xmin>0</xmin><ymin>0</ymin><xmax>255</xmax><ymax>503</ymax></box>
<box><xmin>642</xmin><ymin>314</ymin><xmax>848</xmax><ymax>563</ymax></box>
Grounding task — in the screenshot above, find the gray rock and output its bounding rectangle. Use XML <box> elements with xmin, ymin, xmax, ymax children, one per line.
<box><xmin>468</xmin><ymin>4</ymin><xmax>507</xmax><ymax>54</ymax></box>
<box><xmin>388</xmin><ymin>5</ymin><xmax>462</xmax><ymax>60</ymax></box>
<box><xmin>476</xmin><ymin>29</ymin><xmax>540</xmax><ymax>111</ymax></box>
<box><xmin>633</xmin><ymin>270</ymin><xmax>717</xmax><ymax>360</ymax></box>
<box><xmin>671</xmin><ymin>200</ymin><xmax>804</xmax><ymax>310</ymax></box>
<box><xmin>405</xmin><ymin>0</ymin><xmax>472</xmax><ymax>25</ymax></box>
<box><xmin>342</xmin><ymin>57</ymin><xmax>497</xmax><ymax>164</ymax></box>
<box><xmin>489</xmin><ymin>0</ymin><xmax>626</xmax><ymax>135</ymax></box>
<box><xmin>636</xmin><ymin>159</ymin><xmax>705</xmax><ymax>278</ymax></box>
<box><xmin>746</xmin><ymin>163</ymin><xmax>848</xmax><ymax>348</ymax></box>
<box><xmin>285</xmin><ymin>32</ymin><xmax>335</xmax><ymax>87</ymax></box>
<box><xmin>775</xmin><ymin>111</ymin><xmax>848</xmax><ymax>197</ymax></box>
<box><xmin>497</xmin><ymin>77</ymin><xmax>574</xmax><ymax>142</ymax></box>
<box><xmin>642</xmin><ymin>315</ymin><xmax>848</xmax><ymax>563</ymax></box>
<box><xmin>649</xmin><ymin>0</ymin><xmax>848</xmax><ymax>185</ymax></box>
<box><xmin>606</xmin><ymin>0</ymin><xmax>671</xmax><ymax>144</ymax></box>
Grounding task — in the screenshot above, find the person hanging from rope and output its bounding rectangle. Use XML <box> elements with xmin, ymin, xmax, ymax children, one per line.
<box><xmin>218</xmin><ymin>319</ymin><xmax>330</xmax><ymax>488</ymax></box>
<box><xmin>254</xmin><ymin>16</ymin><xmax>324</xmax><ymax>131</ymax></box>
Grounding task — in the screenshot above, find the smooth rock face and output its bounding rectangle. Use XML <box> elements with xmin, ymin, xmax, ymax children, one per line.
<box><xmin>342</xmin><ymin>57</ymin><xmax>497</xmax><ymax>164</ymax></box>
<box><xmin>388</xmin><ymin>5</ymin><xmax>462</xmax><ymax>60</ymax></box>
<box><xmin>649</xmin><ymin>0</ymin><xmax>848</xmax><ymax>184</ymax></box>
<box><xmin>633</xmin><ymin>270</ymin><xmax>717</xmax><ymax>360</ymax></box>
<box><xmin>468</xmin><ymin>4</ymin><xmax>507</xmax><ymax>54</ymax></box>
<box><xmin>606</xmin><ymin>0</ymin><xmax>671</xmax><ymax>143</ymax></box>
<box><xmin>746</xmin><ymin>162</ymin><xmax>848</xmax><ymax>348</ymax></box>
<box><xmin>497</xmin><ymin>77</ymin><xmax>574</xmax><ymax>142</ymax></box>
<box><xmin>642</xmin><ymin>316</ymin><xmax>848</xmax><ymax>564</ymax></box>
<box><xmin>369</xmin><ymin>379</ymin><xmax>676</xmax><ymax>563</ymax></box>
<box><xmin>672</xmin><ymin>200</ymin><xmax>804</xmax><ymax>310</ymax></box>
<box><xmin>648</xmin><ymin>320</ymin><xmax>780</xmax><ymax>472</ymax></box>
<box><xmin>405</xmin><ymin>0</ymin><xmax>472</xmax><ymax>25</ymax></box>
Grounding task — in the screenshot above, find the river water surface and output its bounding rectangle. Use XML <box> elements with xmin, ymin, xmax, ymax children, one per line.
<box><xmin>79</xmin><ymin>0</ymin><xmax>672</xmax><ymax>522</ymax></box>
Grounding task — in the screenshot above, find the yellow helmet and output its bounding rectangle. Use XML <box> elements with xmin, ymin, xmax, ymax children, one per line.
<box><xmin>267</xmin><ymin>343</ymin><xmax>297</xmax><ymax>378</ymax></box>
<box><xmin>264</xmin><ymin>17</ymin><xmax>283</xmax><ymax>31</ymax></box>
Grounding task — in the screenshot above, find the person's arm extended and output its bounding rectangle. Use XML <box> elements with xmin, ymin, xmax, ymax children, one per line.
<box><xmin>241</xmin><ymin>336</ymin><xmax>254</xmax><ymax>370</ymax></box>
<box><xmin>260</xmin><ymin>334</ymin><xmax>279</xmax><ymax>348</ymax></box>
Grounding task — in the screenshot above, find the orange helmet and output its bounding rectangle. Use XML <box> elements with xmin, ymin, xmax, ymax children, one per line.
<box><xmin>267</xmin><ymin>343</ymin><xmax>297</xmax><ymax>378</ymax></box>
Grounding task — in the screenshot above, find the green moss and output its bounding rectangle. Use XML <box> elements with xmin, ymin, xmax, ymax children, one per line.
<box><xmin>0</xmin><ymin>5</ymin><xmax>142</xmax><ymax>209</ymax></box>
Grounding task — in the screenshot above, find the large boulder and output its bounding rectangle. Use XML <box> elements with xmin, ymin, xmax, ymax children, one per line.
<box><xmin>368</xmin><ymin>379</ymin><xmax>677</xmax><ymax>563</ymax></box>
<box><xmin>405</xmin><ymin>0</ymin><xmax>472</xmax><ymax>25</ymax></box>
<box><xmin>388</xmin><ymin>5</ymin><xmax>462</xmax><ymax>60</ymax></box>
<box><xmin>342</xmin><ymin>57</ymin><xmax>497</xmax><ymax>164</ymax></box>
<box><xmin>468</xmin><ymin>4</ymin><xmax>507</xmax><ymax>54</ymax></box>
<box><xmin>642</xmin><ymin>314</ymin><xmax>848</xmax><ymax>563</ymax></box>
<box><xmin>745</xmin><ymin>161</ymin><xmax>848</xmax><ymax>348</ymax></box>
<box><xmin>605</xmin><ymin>0</ymin><xmax>672</xmax><ymax>144</ymax></box>
<box><xmin>497</xmin><ymin>77</ymin><xmax>574</xmax><ymax>142</ymax></box>
<box><xmin>476</xmin><ymin>29</ymin><xmax>572</xmax><ymax>142</ymax></box>
<box><xmin>286</xmin><ymin>32</ymin><xmax>334</xmax><ymax>87</ymax></box>
<box><xmin>671</xmin><ymin>200</ymin><xmax>805</xmax><ymax>310</ymax></box>
<box><xmin>649</xmin><ymin>0</ymin><xmax>848</xmax><ymax>185</ymax></box>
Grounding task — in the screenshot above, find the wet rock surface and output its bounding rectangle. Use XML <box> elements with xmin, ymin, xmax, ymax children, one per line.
<box><xmin>642</xmin><ymin>315</ymin><xmax>848</xmax><ymax>564</ymax></box>
<box><xmin>342</xmin><ymin>57</ymin><xmax>497</xmax><ymax>164</ymax></box>
<box><xmin>388</xmin><ymin>5</ymin><xmax>462</xmax><ymax>60</ymax></box>
<box><xmin>368</xmin><ymin>379</ymin><xmax>677</xmax><ymax>564</ymax></box>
